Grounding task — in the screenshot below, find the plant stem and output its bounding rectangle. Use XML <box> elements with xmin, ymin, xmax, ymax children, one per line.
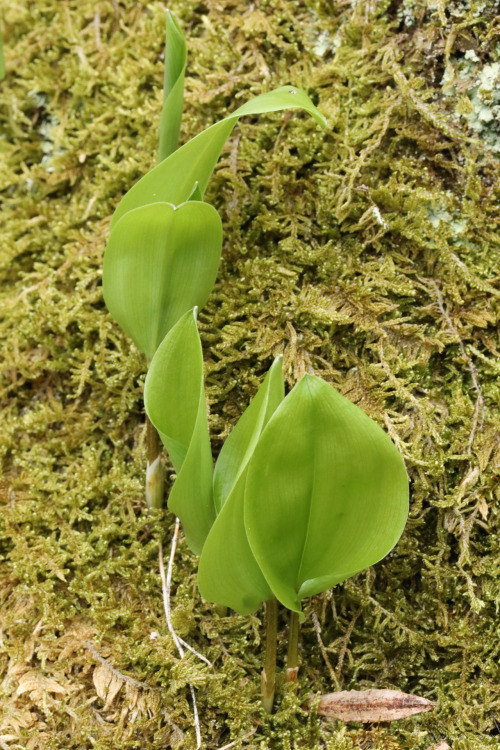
<box><xmin>261</xmin><ymin>597</ymin><xmax>278</xmax><ymax>713</ymax></box>
<box><xmin>146</xmin><ymin>415</ymin><xmax>164</xmax><ymax>510</ymax></box>
<box><xmin>286</xmin><ymin>610</ymin><xmax>299</xmax><ymax>684</ymax></box>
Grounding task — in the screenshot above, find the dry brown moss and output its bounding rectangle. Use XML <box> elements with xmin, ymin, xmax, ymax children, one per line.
<box><xmin>1</xmin><ymin>0</ymin><xmax>499</xmax><ymax>748</ymax></box>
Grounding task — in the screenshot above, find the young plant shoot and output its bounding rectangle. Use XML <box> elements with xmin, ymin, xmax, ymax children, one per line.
<box><xmin>158</xmin><ymin>11</ymin><xmax>187</xmax><ymax>162</ymax></box>
<box><xmin>102</xmin><ymin>11</ymin><xmax>326</xmax><ymax>509</ymax></box>
<box><xmin>103</xmin><ymin>11</ymin><xmax>187</xmax><ymax>509</ymax></box>
<box><xmin>109</xmin><ymin>86</ymin><xmax>326</xmax><ymax>229</ymax></box>
<box><xmin>144</xmin><ymin>309</ymin><xmax>214</xmax><ymax>554</ymax></box>
<box><xmin>99</xmin><ymin>7</ymin><xmax>409</xmax><ymax>721</ymax></box>
<box><xmin>198</xmin><ymin>366</ymin><xmax>409</xmax><ymax>711</ymax></box>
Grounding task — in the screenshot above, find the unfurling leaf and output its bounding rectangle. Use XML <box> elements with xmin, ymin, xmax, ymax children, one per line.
<box><xmin>103</xmin><ymin>201</ymin><xmax>222</xmax><ymax>359</ymax></box>
<box><xmin>313</xmin><ymin>689</ymin><xmax>434</xmax><ymax>722</ymax></box>
<box><xmin>144</xmin><ymin>309</ymin><xmax>214</xmax><ymax>553</ymax></box>
<box><xmin>110</xmin><ymin>86</ymin><xmax>326</xmax><ymax>229</ymax></box>
<box><xmin>198</xmin><ymin>357</ymin><xmax>284</xmax><ymax>614</ymax></box>
<box><xmin>158</xmin><ymin>11</ymin><xmax>187</xmax><ymax>161</ymax></box>
<box><xmin>213</xmin><ymin>356</ymin><xmax>285</xmax><ymax>513</ymax></box>
<box><xmin>244</xmin><ymin>375</ymin><xmax>409</xmax><ymax>617</ymax></box>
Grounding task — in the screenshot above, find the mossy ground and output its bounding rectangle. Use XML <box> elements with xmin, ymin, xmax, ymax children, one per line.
<box><xmin>1</xmin><ymin>1</ymin><xmax>499</xmax><ymax>748</ymax></box>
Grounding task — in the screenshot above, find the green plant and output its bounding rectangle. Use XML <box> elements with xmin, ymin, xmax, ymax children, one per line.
<box><xmin>102</xmin><ymin>12</ymin><xmax>408</xmax><ymax>715</ymax></box>
<box><xmin>145</xmin><ymin>314</ymin><xmax>409</xmax><ymax>710</ymax></box>
<box><xmin>144</xmin><ymin>308</ymin><xmax>213</xmax><ymax>554</ymax></box>
<box><xmin>198</xmin><ymin>361</ymin><xmax>409</xmax><ymax>711</ymax></box>
<box><xmin>102</xmin><ymin>13</ymin><xmax>326</xmax><ymax>510</ymax></box>
<box><xmin>158</xmin><ymin>11</ymin><xmax>186</xmax><ymax>162</ymax></box>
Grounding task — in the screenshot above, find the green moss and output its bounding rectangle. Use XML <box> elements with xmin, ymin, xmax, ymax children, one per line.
<box><xmin>1</xmin><ymin>0</ymin><xmax>499</xmax><ymax>748</ymax></box>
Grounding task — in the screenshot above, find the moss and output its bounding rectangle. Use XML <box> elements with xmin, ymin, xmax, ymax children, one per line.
<box><xmin>1</xmin><ymin>0</ymin><xmax>499</xmax><ymax>748</ymax></box>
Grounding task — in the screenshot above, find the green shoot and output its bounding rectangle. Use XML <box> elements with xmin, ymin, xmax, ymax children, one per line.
<box><xmin>144</xmin><ymin>309</ymin><xmax>214</xmax><ymax>554</ymax></box>
<box><xmin>198</xmin><ymin>365</ymin><xmax>408</xmax><ymax>707</ymax></box>
<box><xmin>110</xmin><ymin>86</ymin><xmax>327</xmax><ymax>229</ymax></box>
<box><xmin>159</xmin><ymin>11</ymin><xmax>187</xmax><ymax>162</ymax></box>
<box><xmin>102</xmin><ymin>13</ymin><xmax>325</xmax><ymax>514</ymax></box>
<box><xmin>198</xmin><ymin>357</ymin><xmax>284</xmax><ymax>613</ymax></box>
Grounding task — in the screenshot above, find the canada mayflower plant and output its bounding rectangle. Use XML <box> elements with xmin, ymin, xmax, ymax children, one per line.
<box><xmin>103</xmin><ymin>11</ymin><xmax>409</xmax><ymax>713</ymax></box>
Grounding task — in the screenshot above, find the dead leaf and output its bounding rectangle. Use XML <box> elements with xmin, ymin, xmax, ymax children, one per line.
<box><xmin>93</xmin><ymin>663</ymin><xmax>124</xmax><ymax>708</ymax></box>
<box><xmin>0</xmin><ymin>709</ymin><xmax>36</xmax><ymax>733</ymax></box>
<box><xmin>27</xmin><ymin>732</ymin><xmax>51</xmax><ymax>750</ymax></box>
<box><xmin>56</xmin><ymin>619</ymin><xmax>96</xmax><ymax>661</ymax></box>
<box><xmin>477</xmin><ymin>497</ymin><xmax>488</xmax><ymax>520</ymax></box>
<box><xmin>16</xmin><ymin>670</ymin><xmax>68</xmax><ymax>699</ymax></box>
<box><xmin>313</xmin><ymin>688</ymin><xmax>435</xmax><ymax>722</ymax></box>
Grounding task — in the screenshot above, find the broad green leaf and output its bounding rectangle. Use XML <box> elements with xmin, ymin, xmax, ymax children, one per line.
<box><xmin>145</xmin><ymin>309</ymin><xmax>214</xmax><ymax>553</ymax></box>
<box><xmin>244</xmin><ymin>375</ymin><xmax>409</xmax><ymax>617</ymax></box>
<box><xmin>158</xmin><ymin>11</ymin><xmax>187</xmax><ymax>161</ymax></box>
<box><xmin>198</xmin><ymin>475</ymin><xmax>273</xmax><ymax>614</ymax></box>
<box><xmin>198</xmin><ymin>358</ymin><xmax>284</xmax><ymax>614</ymax></box>
<box><xmin>103</xmin><ymin>200</ymin><xmax>222</xmax><ymax>359</ymax></box>
<box><xmin>213</xmin><ymin>356</ymin><xmax>284</xmax><ymax>513</ymax></box>
<box><xmin>110</xmin><ymin>86</ymin><xmax>326</xmax><ymax>229</ymax></box>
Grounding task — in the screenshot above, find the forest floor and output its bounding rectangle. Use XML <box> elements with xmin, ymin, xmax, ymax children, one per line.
<box><xmin>1</xmin><ymin>1</ymin><xmax>499</xmax><ymax>748</ymax></box>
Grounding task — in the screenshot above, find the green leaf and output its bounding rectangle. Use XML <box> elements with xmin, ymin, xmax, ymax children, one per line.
<box><xmin>198</xmin><ymin>358</ymin><xmax>284</xmax><ymax>614</ymax></box>
<box><xmin>103</xmin><ymin>200</ymin><xmax>222</xmax><ymax>359</ymax></box>
<box><xmin>187</xmin><ymin>182</ymin><xmax>202</xmax><ymax>202</ymax></box>
<box><xmin>158</xmin><ymin>11</ymin><xmax>187</xmax><ymax>161</ymax></box>
<box><xmin>198</xmin><ymin>475</ymin><xmax>273</xmax><ymax>614</ymax></box>
<box><xmin>144</xmin><ymin>309</ymin><xmax>214</xmax><ymax>554</ymax></box>
<box><xmin>213</xmin><ymin>356</ymin><xmax>284</xmax><ymax>513</ymax></box>
<box><xmin>244</xmin><ymin>375</ymin><xmax>409</xmax><ymax>617</ymax></box>
<box><xmin>110</xmin><ymin>86</ymin><xmax>326</xmax><ymax>229</ymax></box>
